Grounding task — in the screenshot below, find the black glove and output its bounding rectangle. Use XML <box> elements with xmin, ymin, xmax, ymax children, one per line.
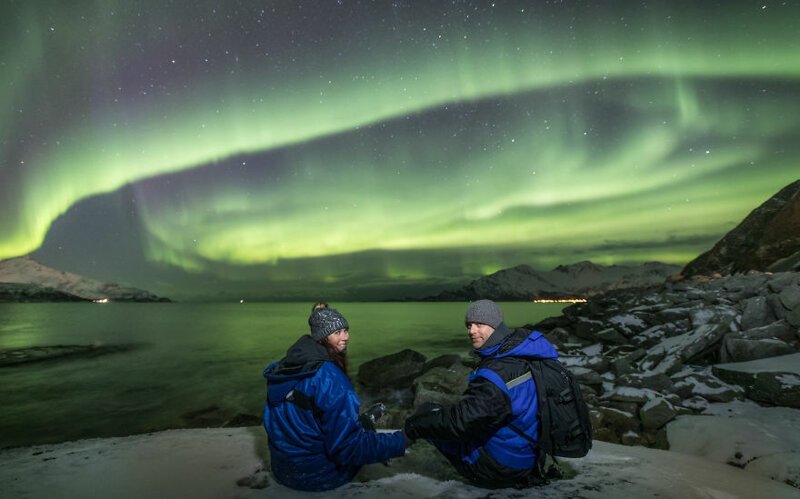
<box><xmin>403</xmin><ymin>402</ymin><xmax>443</xmax><ymax>440</ymax></box>
<box><xmin>359</xmin><ymin>402</ymin><xmax>386</xmax><ymax>431</ymax></box>
<box><xmin>402</xmin><ymin>429</ymin><xmax>415</xmax><ymax>448</ymax></box>
<box><xmin>414</xmin><ymin>402</ymin><xmax>442</xmax><ymax>415</ymax></box>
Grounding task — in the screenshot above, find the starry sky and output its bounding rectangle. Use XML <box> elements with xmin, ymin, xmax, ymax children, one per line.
<box><xmin>1</xmin><ymin>1</ymin><xmax>799</xmax><ymax>301</ymax></box>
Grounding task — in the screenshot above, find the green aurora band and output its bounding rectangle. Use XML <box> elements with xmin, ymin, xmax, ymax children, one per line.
<box><xmin>2</xmin><ymin>2</ymin><xmax>799</xmax><ymax>291</ymax></box>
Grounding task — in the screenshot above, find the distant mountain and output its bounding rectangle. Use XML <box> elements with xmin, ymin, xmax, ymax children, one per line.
<box><xmin>424</xmin><ymin>261</ymin><xmax>681</xmax><ymax>301</ymax></box>
<box><xmin>0</xmin><ymin>282</ymin><xmax>89</xmax><ymax>303</ymax></box>
<box><xmin>682</xmin><ymin>179</ymin><xmax>800</xmax><ymax>276</ymax></box>
<box><xmin>0</xmin><ymin>257</ymin><xmax>170</xmax><ymax>302</ymax></box>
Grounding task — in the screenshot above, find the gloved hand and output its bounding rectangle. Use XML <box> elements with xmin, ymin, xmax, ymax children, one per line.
<box><xmin>359</xmin><ymin>402</ymin><xmax>386</xmax><ymax>431</ymax></box>
<box><xmin>402</xmin><ymin>429</ymin><xmax>415</xmax><ymax>448</ymax></box>
<box><xmin>414</xmin><ymin>402</ymin><xmax>442</xmax><ymax>415</ymax></box>
<box><xmin>403</xmin><ymin>402</ymin><xmax>443</xmax><ymax>441</ymax></box>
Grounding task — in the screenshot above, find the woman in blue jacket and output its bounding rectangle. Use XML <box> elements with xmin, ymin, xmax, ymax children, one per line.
<box><xmin>263</xmin><ymin>304</ymin><xmax>406</xmax><ymax>491</ymax></box>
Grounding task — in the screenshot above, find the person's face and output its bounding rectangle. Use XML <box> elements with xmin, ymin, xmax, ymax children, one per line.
<box><xmin>326</xmin><ymin>328</ymin><xmax>350</xmax><ymax>352</ymax></box>
<box><xmin>466</xmin><ymin>322</ymin><xmax>495</xmax><ymax>349</ymax></box>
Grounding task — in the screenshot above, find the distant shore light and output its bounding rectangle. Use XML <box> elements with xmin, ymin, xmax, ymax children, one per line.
<box><xmin>93</xmin><ymin>298</ymin><xmax>109</xmax><ymax>304</ymax></box>
<box><xmin>532</xmin><ymin>298</ymin><xmax>587</xmax><ymax>303</ymax></box>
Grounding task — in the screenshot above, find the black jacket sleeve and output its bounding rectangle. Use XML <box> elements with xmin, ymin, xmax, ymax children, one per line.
<box><xmin>404</xmin><ymin>376</ymin><xmax>512</xmax><ymax>442</ymax></box>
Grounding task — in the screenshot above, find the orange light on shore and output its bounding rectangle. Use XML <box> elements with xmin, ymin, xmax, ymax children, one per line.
<box><xmin>532</xmin><ymin>298</ymin><xmax>588</xmax><ymax>303</ymax></box>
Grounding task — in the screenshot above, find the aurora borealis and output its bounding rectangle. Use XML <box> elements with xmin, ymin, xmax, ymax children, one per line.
<box><xmin>2</xmin><ymin>1</ymin><xmax>799</xmax><ymax>300</ymax></box>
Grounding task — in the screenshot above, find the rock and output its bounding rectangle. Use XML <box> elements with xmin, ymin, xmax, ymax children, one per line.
<box><xmin>779</xmin><ymin>282</ymin><xmax>800</xmax><ymax>311</ymax></box>
<box><xmin>592</xmin><ymin>427</ymin><xmax>620</xmax><ymax>444</ymax></box>
<box><xmin>597</xmin><ymin>406</ymin><xmax>640</xmax><ymax>433</ymax></box>
<box><xmin>596</xmin><ymin>328</ymin><xmax>629</xmax><ymax>345</ymax></box>
<box><xmin>788</xmin><ymin>307</ymin><xmax>800</xmax><ymax>328</ymax></box>
<box><xmin>620</xmin><ymin>431</ymin><xmax>645</xmax><ymax>446</ymax></box>
<box><xmin>680</xmin><ymin>396</ymin><xmax>710</xmax><ymax>412</ymax></box>
<box><xmin>740</xmin><ymin>296</ymin><xmax>776</xmax><ymax>330</ymax></box>
<box><xmin>712</xmin><ymin>353</ymin><xmax>800</xmax><ymax>408</ymax></box>
<box><xmin>412</xmin><ymin>364</ymin><xmax>471</xmax><ymax>409</ymax></box>
<box><xmin>617</xmin><ymin>373</ymin><xmax>675</xmax><ymax>393</ymax></box>
<box><xmin>611</xmin><ymin>358</ymin><xmax>634</xmax><ymax>376</ymax></box>
<box><xmin>650</xmin><ymin>355</ymin><xmax>684</xmax><ymax>376</ymax></box>
<box><xmin>608</xmin><ymin>314</ymin><xmax>648</xmax><ymax>337</ymax></box>
<box><xmin>606</xmin><ymin>401</ymin><xmax>640</xmax><ymax>415</ymax></box>
<box><xmin>668</xmin><ymin>319</ymin><xmax>730</xmax><ymax>364</ymax></box>
<box><xmin>682</xmin><ymin>375</ymin><xmax>743</xmax><ymax>403</ymax></box>
<box><xmin>574</xmin><ymin>317</ymin><xmax>606</xmax><ymax>340</ymax></box>
<box><xmin>422</xmin><ymin>354</ymin><xmax>462</xmax><ymax>372</ymax></box>
<box><xmin>357</xmin><ymin>349</ymin><xmax>427</xmax><ymax>390</ymax></box>
<box><xmin>640</xmin><ymin>398</ymin><xmax>677</xmax><ymax>430</ymax></box>
<box><xmin>741</xmin><ymin>320</ymin><xmax>797</xmax><ymax>342</ymax></box>
<box><xmin>0</xmin><ymin>343</ymin><xmax>139</xmax><ymax>367</ymax></box>
<box><xmin>606</xmin><ymin>386</ymin><xmax>653</xmax><ymax>404</ymax></box>
<box><xmin>589</xmin><ymin>409</ymin><xmax>604</xmax><ymax>430</ymax></box>
<box><xmin>767</xmin><ymin>294</ymin><xmax>790</xmax><ymax>320</ymax></box>
<box><xmin>767</xmin><ymin>272</ymin><xmax>798</xmax><ymax>293</ymax></box>
<box><xmin>723</xmin><ymin>336</ymin><xmax>795</xmax><ymax>362</ymax></box>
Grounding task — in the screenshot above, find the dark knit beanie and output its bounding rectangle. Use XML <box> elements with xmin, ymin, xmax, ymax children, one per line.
<box><xmin>465</xmin><ymin>299</ymin><xmax>503</xmax><ymax>329</ymax></box>
<box><xmin>309</xmin><ymin>307</ymin><xmax>349</xmax><ymax>341</ymax></box>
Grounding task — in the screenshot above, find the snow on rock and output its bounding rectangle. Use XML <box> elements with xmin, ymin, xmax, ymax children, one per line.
<box><xmin>1</xmin><ymin>428</ymin><xmax>798</xmax><ymax>499</ymax></box>
<box><xmin>713</xmin><ymin>353</ymin><xmax>800</xmax><ymax>408</ymax></box>
<box><xmin>667</xmin><ymin>401</ymin><xmax>800</xmax><ymax>488</ymax></box>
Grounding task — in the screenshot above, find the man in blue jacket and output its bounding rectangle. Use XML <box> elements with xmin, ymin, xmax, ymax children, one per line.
<box><xmin>404</xmin><ymin>300</ymin><xmax>558</xmax><ymax>489</ymax></box>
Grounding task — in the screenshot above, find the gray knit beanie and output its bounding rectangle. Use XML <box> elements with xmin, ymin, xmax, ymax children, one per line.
<box><xmin>465</xmin><ymin>299</ymin><xmax>503</xmax><ymax>329</ymax></box>
<box><xmin>309</xmin><ymin>307</ymin><xmax>349</xmax><ymax>341</ymax></box>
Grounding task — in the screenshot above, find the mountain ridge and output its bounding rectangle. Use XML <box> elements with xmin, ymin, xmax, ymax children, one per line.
<box><xmin>423</xmin><ymin>260</ymin><xmax>681</xmax><ymax>301</ymax></box>
<box><xmin>0</xmin><ymin>257</ymin><xmax>170</xmax><ymax>302</ymax></box>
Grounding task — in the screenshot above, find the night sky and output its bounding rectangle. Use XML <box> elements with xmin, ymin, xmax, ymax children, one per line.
<box><xmin>1</xmin><ymin>1</ymin><xmax>799</xmax><ymax>300</ymax></box>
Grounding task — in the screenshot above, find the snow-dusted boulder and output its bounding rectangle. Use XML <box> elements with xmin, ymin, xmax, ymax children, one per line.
<box><xmin>712</xmin><ymin>353</ymin><xmax>800</xmax><ymax>408</ymax></box>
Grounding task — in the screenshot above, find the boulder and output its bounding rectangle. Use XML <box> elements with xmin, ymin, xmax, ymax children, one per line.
<box><xmin>422</xmin><ymin>354</ymin><xmax>463</xmax><ymax>372</ymax></box>
<box><xmin>411</xmin><ymin>364</ymin><xmax>472</xmax><ymax>410</ymax></box>
<box><xmin>788</xmin><ymin>307</ymin><xmax>800</xmax><ymax>329</ymax></box>
<box><xmin>740</xmin><ymin>296</ymin><xmax>776</xmax><ymax>330</ymax></box>
<box><xmin>573</xmin><ymin>317</ymin><xmax>606</xmax><ymax>340</ymax></box>
<box><xmin>741</xmin><ymin>320</ymin><xmax>797</xmax><ymax>342</ymax></box>
<box><xmin>357</xmin><ymin>349</ymin><xmax>427</xmax><ymax>389</ymax></box>
<box><xmin>722</xmin><ymin>336</ymin><xmax>795</xmax><ymax>362</ymax></box>
<box><xmin>767</xmin><ymin>294</ymin><xmax>790</xmax><ymax>320</ymax></box>
<box><xmin>640</xmin><ymin>398</ymin><xmax>677</xmax><ymax>430</ymax></box>
<box><xmin>778</xmin><ymin>282</ymin><xmax>800</xmax><ymax>311</ymax></box>
<box><xmin>616</xmin><ymin>373</ymin><xmax>675</xmax><ymax>393</ymax></box>
<box><xmin>596</xmin><ymin>406</ymin><xmax>640</xmax><ymax>433</ymax></box>
<box><xmin>712</xmin><ymin>353</ymin><xmax>800</xmax><ymax>408</ymax></box>
<box><xmin>596</xmin><ymin>328</ymin><xmax>629</xmax><ymax>345</ymax></box>
<box><xmin>606</xmin><ymin>386</ymin><xmax>654</xmax><ymax>404</ymax></box>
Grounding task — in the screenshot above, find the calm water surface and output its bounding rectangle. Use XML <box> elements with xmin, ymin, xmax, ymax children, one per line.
<box><xmin>0</xmin><ymin>302</ymin><xmax>564</xmax><ymax>448</ymax></box>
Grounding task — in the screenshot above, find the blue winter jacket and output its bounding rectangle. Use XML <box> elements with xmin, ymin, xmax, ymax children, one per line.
<box><xmin>405</xmin><ymin>325</ymin><xmax>558</xmax><ymax>472</ymax></box>
<box><xmin>263</xmin><ymin>335</ymin><xmax>405</xmax><ymax>491</ymax></box>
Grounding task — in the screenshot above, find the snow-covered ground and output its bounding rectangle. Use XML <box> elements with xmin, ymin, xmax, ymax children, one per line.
<box><xmin>1</xmin><ymin>427</ymin><xmax>797</xmax><ymax>499</ymax></box>
<box><xmin>668</xmin><ymin>400</ymin><xmax>800</xmax><ymax>488</ymax></box>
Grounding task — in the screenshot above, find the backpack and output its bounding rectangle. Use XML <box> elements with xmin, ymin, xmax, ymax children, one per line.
<box><xmin>507</xmin><ymin>357</ymin><xmax>592</xmax><ymax>473</ymax></box>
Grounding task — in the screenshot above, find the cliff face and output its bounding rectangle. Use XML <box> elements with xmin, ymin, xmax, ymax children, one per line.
<box><xmin>0</xmin><ymin>257</ymin><xmax>170</xmax><ymax>302</ymax></box>
<box><xmin>426</xmin><ymin>261</ymin><xmax>681</xmax><ymax>301</ymax></box>
<box><xmin>682</xmin><ymin>180</ymin><xmax>800</xmax><ymax>276</ymax></box>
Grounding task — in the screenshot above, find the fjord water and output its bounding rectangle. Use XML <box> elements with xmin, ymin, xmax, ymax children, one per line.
<box><xmin>0</xmin><ymin>302</ymin><xmax>564</xmax><ymax>448</ymax></box>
